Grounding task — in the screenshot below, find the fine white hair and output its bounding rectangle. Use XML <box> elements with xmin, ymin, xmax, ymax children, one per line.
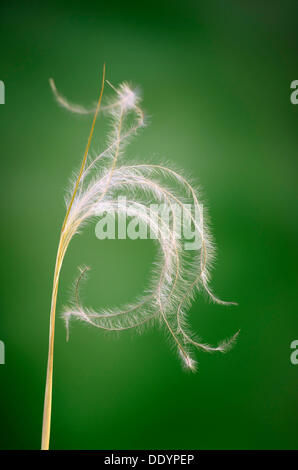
<box><xmin>50</xmin><ymin>76</ymin><xmax>238</xmax><ymax>371</ymax></box>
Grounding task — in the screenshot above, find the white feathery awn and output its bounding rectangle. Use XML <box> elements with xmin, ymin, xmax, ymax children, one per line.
<box><xmin>41</xmin><ymin>65</ymin><xmax>239</xmax><ymax>450</ymax></box>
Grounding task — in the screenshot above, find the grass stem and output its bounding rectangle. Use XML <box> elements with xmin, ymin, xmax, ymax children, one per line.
<box><xmin>41</xmin><ymin>65</ymin><xmax>105</xmax><ymax>450</ymax></box>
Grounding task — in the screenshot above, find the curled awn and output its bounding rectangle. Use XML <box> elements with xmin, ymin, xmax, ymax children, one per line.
<box><xmin>41</xmin><ymin>65</ymin><xmax>238</xmax><ymax>449</ymax></box>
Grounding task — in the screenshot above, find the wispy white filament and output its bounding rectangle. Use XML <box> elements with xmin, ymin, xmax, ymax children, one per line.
<box><xmin>50</xmin><ymin>77</ymin><xmax>238</xmax><ymax>371</ymax></box>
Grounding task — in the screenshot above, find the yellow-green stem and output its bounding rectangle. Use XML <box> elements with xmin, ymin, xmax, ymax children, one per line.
<box><xmin>41</xmin><ymin>235</ymin><xmax>66</xmax><ymax>450</ymax></box>
<box><xmin>41</xmin><ymin>66</ymin><xmax>105</xmax><ymax>450</ymax></box>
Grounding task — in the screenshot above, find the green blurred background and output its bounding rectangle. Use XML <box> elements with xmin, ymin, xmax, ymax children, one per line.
<box><xmin>0</xmin><ymin>0</ymin><xmax>297</xmax><ymax>450</ymax></box>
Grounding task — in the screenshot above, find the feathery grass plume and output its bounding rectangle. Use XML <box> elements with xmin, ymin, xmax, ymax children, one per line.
<box><xmin>42</xmin><ymin>65</ymin><xmax>238</xmax><ymax>449</ymax></box>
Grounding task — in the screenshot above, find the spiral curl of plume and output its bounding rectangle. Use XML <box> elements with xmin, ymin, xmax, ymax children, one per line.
<box><xmin>52</xmin><ymin>73</ymin><xmax>239</xmax><ymax>369</ymax></box>
<box><xmin>41</xmin><ymin>66</ymin><xmax>238</xmax><ymax>449</ymax></box>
